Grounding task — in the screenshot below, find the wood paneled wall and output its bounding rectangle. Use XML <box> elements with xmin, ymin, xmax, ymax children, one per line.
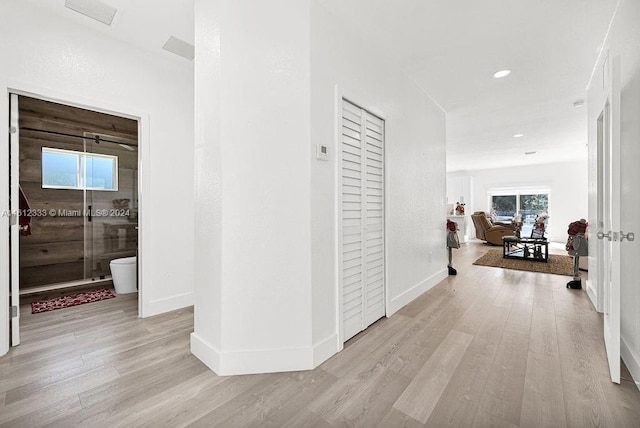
<box><xmin>18</xmin><ymin>96</ymin><xmax>138</xmax><ymax>289</ymax></box>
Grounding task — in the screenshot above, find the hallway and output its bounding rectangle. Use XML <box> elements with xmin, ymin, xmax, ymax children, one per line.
<box><xmin>2</xmin><ymin>241</ymin><xmax>639</xmax><ymax>426</ymax></box>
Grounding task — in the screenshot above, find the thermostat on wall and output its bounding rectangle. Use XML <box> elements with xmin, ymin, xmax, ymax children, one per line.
<box><xmin>316</xmin><ymin>144</ymin><xmax>329</xmax><ymax>161</ymax></box>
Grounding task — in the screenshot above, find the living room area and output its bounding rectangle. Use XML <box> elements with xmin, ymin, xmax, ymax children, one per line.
<box><xmin>447</xmin><ymin>160</ymin><xmax>587</xmax><ymax>246</ymax></box>
<box><xmin>446</xmin><ymin>158</ymin><xmax>588</xmax><ymax>280</ymax></box>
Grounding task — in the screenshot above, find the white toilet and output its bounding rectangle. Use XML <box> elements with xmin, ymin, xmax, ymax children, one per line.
<box><xmin>110</xmin><ymin>256</ymin><xmax>137</xmax><ymax>294</ymax></box>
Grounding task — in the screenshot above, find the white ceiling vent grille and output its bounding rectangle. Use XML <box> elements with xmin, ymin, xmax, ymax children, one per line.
<box><xmin>65</xmin><ymin>0</ymin><xmax>117</xmax><ymax>26</ymax></box>
<box><xmin>162</xmin><ymin>36</ymin><xmax>195</xmax><ymax>61</ymax></box>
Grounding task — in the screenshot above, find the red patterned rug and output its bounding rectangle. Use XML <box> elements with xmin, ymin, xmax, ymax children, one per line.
<box><xmin>31</xmin><ymin>289</ymin><xmax>116</xmax><ymax>314</ymax></box>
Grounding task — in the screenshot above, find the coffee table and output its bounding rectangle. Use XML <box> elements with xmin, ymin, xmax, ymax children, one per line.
<box><xmin>502</xmin><ymin>236</ymin><xmax>548</xmax><ymax>262</ymax></box>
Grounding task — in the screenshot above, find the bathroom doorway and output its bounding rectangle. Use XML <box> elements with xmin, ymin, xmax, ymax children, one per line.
<box><xmin>9</xmin><ymin>94</ymin><xmax>140</xmax><ymax>344</ymax></box>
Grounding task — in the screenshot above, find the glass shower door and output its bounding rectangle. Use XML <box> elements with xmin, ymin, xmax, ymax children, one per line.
<box><xmin>84</xmin><ymin>134</ymin><xmax>138</xmax><ymax>281</ymax></box>
<box><xmin>21</xmin><ymin>133</ymin><xmax>86</xmax><ymax>289</ymax></box>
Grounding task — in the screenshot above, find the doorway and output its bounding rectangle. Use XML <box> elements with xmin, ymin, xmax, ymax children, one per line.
<box><xmin>9</xmin><ymin>94</ymin><xmax>140</xmax><ymax>346</ymax></box>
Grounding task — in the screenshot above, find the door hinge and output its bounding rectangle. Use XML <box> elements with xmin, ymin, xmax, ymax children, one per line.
<box><xmin>11</xmin><ymin>306</ymin><xmax>18</xmax><ymax>318</ymax></box>
<box><xmin>9</xmin><ymin>126</ymin><xmax>17</xmax><ymax>134</ymax></box>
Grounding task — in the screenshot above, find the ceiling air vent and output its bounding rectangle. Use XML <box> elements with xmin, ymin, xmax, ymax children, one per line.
<box><xmin>65</xmin><ymin>0</ymin><xmax>118</xmax><ymax>26</ymax></box>
<box><xmin>163</xmin><ymin>36</ymin><xmax>195</xmax><ymax>61</ymax></box>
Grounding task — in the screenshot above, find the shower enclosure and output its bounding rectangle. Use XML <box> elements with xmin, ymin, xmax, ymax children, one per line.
<box><xmin>17</xmin><ymin>95</ymin><xmax>138</xmax><ymax>293</ymax></box>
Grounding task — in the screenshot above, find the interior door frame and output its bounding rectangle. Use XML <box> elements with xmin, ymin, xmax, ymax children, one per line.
<box><xmin>1</xmin><ymin>80</ymin><xmax>150</xmax><ymax>354</ymax></box>
<box><xmin>595</xmin><ymin>109</ymin><xmax>606</xmax><ymax>313</ymax></box>
<box><xmin>335</xmin><ymin>86</ymin><xmax>388</xmax><ymax>349</ymax></box>
<box><xmin>9</xmin><ymin>94</ymin><xmax>20</xmax><ymax>346</ymax></box>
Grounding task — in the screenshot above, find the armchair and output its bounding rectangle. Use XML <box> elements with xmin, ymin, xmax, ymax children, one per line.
<box><xmin>471</xmin><ymin>211</ymin><xmax>516</xmax><ymax>245</ymax></box>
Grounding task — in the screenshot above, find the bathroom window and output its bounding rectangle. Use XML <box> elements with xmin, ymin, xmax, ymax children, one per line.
<box><xmin>42</xmin><ymin>147</ymin><xmax>118</xmax><ymax>191</ymax></box>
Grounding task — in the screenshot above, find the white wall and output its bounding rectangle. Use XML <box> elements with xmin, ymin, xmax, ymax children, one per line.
<box><xmin>450</xmin><ymin>161</ymin><xmax>588</xmax><ymax>243</ymax></box>
<box><xmin>192</xmin><ymin>0</ymin><xmax>447</xmax><ymax>375</ymax></box>
<box><xmin>587</xmin><ymin>0</ymin><xmax>640</xmax><ymax>389</ymax></box>
<box><xmin>0</xmin><ymin>0</ymin><xmax>195</xmax><ymax>355</ymax></box>
<box><xmin>310</xmin><ymin>3</ymin><xmax>448</xmax><ymax>349</ymax></box>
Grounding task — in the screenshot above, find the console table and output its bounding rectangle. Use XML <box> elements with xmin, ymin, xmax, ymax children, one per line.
<box><xmin>503</xmin><ymin>236</ymin><xmax>548</xmax><ymax>262</ymax></box>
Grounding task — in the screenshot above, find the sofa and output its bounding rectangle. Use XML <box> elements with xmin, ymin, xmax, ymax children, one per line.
<box><xmin>471</xmin><ymin>211</ymin><xmax>516</xmax><ymax>245</ymax></box>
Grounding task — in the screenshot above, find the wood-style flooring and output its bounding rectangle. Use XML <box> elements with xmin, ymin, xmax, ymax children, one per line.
<box><xmin>2</xmin><ymin>241</ymin><xmax>640</xmax><ymax>427</ymax></box>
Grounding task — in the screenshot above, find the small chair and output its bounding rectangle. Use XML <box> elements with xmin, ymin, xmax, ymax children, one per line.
<box><xmin>531</xmin><ymin>226</ymin><xmax>545</xmax><ymax>240</ymax></box>
<box><xmin>471</xmin><ymin>211</ymin><xmax>516</xmax><ymax>245</ymax></box>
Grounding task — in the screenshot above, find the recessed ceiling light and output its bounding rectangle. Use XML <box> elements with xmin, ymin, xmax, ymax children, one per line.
<box><xmin>162</xmin><ymin>36</ymin><xmax>195</xmax><ymax>61</ymax></box>
<box><xmin>513</xmin><ymin>133</ymin><xmax>524</xmax><ymax>138</ymax></box>
<box><xmin>65</xmin><ymin>0</ymin><xmax>117</xmax><ymax>26</ymax></box>
<box><xmin>573</xmin><ymin>100</ymin><xmax>585</xmax><ymax>107</ymax></box>
<box><xmin>525</xmin><ymin>151</ymin><xmax>536</xmax><ymax>155</ymax></box>
<box><xmin>493</xmin><ymin>69</ymin><xmax>512</xmax><ymax>79</ymax></box>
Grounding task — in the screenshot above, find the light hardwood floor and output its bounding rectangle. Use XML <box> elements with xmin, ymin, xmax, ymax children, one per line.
<box><xmin>2</xmin><ymin>241</ymin><xmax>640</xmax><ymax>427</ymax></box>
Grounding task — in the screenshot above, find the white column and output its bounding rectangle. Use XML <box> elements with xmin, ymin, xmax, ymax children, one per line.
<box><xmin>191</xmin><ymin>0</ymin><xmax>314</xmax><ymax>375</ymax></box>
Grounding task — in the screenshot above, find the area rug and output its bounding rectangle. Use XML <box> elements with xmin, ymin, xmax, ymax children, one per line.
<box><xmin>31</xmin><ymin>289</ymin><xmax>116</xmax><ymax>314</ymax></box>
<box><xmin>473</xmin><ymin>249</ymin><xmax>574</xmax><ymax>276</ymax></box>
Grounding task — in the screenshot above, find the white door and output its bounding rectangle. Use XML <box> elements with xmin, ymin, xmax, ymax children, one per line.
<box><xmin>595</xmin><ymin>110</ymin><xmax>605</xmax><ymax>314</ymax></box>
<box><xmin>340</xmin><ymin>99</ymin><xmax>385</xmax><ymax>342</ymax></box>
<box><xmin>597</xmin><ymin>56</ymin><xmax>621</xmax><ymax>384</ymax></box>
<box><xmin>9</xmin><ymin>93</ymin><xmax>20</xmax><ymax>346</ymax></box>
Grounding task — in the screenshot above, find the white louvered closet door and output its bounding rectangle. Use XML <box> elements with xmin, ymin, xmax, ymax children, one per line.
<box><xmin>340</xmin><ymin>99</ymin><xmax>385</xmax><ymax>342</ymax></box>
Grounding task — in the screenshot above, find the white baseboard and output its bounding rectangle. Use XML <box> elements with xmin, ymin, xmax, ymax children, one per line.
<box><xmin>143</xmin><ymin>291</ymin><xmax>194</xmax><ymax>318</ymax></box>
<box><xmin>313</xmin><ymin>333</ymin><xmax>338</xmax><ymax>367</ymax></box>
<box><xmin>387</xmin><ymin>269</ymin><xmax>448</xmax><ymax>316</ymax></box>
<box><xmin>586</xmin><ymin>279</ymin><xmax>599</xmax><ymax>312</ymax></box>
<box><xmin>191</xmin><ymin>332</ymin><xmax>222</xmax><ymax>373</ymax></box>
<box><xmin>190</xmin><ymin>332</ymin><xmax>317</xmax><ymax>375</ymax></box>
<box><xmin>621</xmin><ymin>335</ymin><xmax>640</xmax><ymax>392</ymax></box>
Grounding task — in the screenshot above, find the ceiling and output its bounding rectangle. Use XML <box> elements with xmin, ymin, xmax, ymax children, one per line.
<box><xmin>23</xmin><ymin>0</ymin><xmax>194</xmax><ymax>66</ymax></box>
<box><xmin>24</xmin><ymin>0</ymin><xmax>618</xmax><ymax>172</ymax></box>
<box><xmin>318</xmin><ymin>0</ymin><xmax>619</xmax><ymax>172</ymax></box>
